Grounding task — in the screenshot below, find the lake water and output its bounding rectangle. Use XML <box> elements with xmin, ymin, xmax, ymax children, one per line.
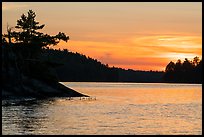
<box><xmin>2</xmin><ymin>82</ymin><xmax>202</xmax><ymax>135</ymax></box>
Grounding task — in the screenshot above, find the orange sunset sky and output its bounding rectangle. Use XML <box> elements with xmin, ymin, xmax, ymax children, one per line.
<box><xmin>2</xmin><ymin>2</ymin><xmax>202</xmax><ymax>71</ymax></box>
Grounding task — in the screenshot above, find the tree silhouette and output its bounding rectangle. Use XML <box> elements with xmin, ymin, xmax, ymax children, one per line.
<box><xmin>163</xmin><ymin>57</ymin><xmax>202</xmax><ymax>83</ymax></box>
<box><xmin>193</xmin><ymin>56</ymin><xmax>200</xmax><ymax>67</ymax></box>
<box><xmin>2</xmin><ymin>10</ymin><xmax>70</xmax><ymax>83</ymax></box>
<box><xmin>183</xmin><ymin>58</ymin><xmax>193</xmax><ymax>72</ymax></box>
<box><xmin>3</xmin><ymin>10</ymin><xmax>69</xmax><ymax>59</ymax></box>
<box><xmin>165</xmin><ymin>61</ymin><xmax>175</xmax><ymax>72</ymax></box>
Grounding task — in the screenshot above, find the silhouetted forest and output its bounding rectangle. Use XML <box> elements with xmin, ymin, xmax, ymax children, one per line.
<box><xmin>40</xmin><ymin>48</ymin><xmax>165</xmax><ymax>82</ymax></box>
<box><xmin>163</xmin><ymin>57</ymin><xmax>202</xmax><ymax>83</ymax></box>
<box><xmin>38</xmin><ymin>48</ymin><xmax>202</xmax><ymax>83</ymax></box>
<box><xmin>40</xmin><ymin>48</ymin><xmax>118</xmax><ymax>82</ymax></box>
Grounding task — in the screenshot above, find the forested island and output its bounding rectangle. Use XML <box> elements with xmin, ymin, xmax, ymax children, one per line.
<box><xmin>2</xmin><ymin>10</ymin><xmax>202</xmax><ymax>100</ymax></box>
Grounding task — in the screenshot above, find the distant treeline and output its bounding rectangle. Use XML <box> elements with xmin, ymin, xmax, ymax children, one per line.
<box><xmin>163</xmin><ymin>57</ymin><xmax>202</xmax><ymax>83</ymax></box>
<box><xmin>41</xmin><ymin>48</ymin><xmax>202</xmax><ymax>83</ymax></box>
<box><xmin>41</xmin><ymin>48</ymin><xmax>117</xmax><ymax>82</ymax></box>
<box><xmin>41</xmin><ymin>48</ymin><xmax>165</xmax><ymax>83</ymax></box>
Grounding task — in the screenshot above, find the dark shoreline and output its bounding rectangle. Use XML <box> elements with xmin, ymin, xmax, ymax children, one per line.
<box><xmin>2</xmin><ymin>78</ymin><xmax>89</xmax><ymax>101</ymax></box>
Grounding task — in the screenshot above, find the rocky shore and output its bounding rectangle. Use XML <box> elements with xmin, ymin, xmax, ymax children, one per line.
<box><xmin>2</xmin><ymin>75</ymin><xmax>89</xmax><ymax>100</ymax></box>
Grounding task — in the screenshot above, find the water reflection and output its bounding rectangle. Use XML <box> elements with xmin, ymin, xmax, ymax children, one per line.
<box><xmin>2</xmin><ymin>83</ymin><xmax>202</xmax><ymax>135</ymax></box>
<box><xmin>2</xmin><ymin>99</ymin><xmax>54</xmax><ymax>135</ymax></box>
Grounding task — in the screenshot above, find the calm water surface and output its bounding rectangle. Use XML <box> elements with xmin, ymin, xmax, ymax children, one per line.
<box><xmin>2</xmin><ymin>82</ymin><xmax>202</xmax><ymax>135</ymax></box>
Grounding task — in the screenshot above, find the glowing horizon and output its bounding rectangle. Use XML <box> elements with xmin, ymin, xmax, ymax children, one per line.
<box><xmin>56</xmin><ymin>34</ymin><xmax>201</xmax><ymax>71</ymax></box>
<box><xmin>2</xmin><ymin>2</ymin><xmax>202</xmax><ymax>71</ymax></box>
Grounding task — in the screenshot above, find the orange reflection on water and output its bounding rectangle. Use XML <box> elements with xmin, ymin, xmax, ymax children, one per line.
<box><xmin>31</xmin><ymin>83</ymin><xmax>201</xmax><ymax>135</ymax></box>
<box><xmin>68</xmin><ymin>83</ymin><xmax>202</xmax><ymax>105</ymax></box>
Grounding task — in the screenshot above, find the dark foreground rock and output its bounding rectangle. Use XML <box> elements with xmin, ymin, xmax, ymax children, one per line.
<box><xmin>2</xmin><ymin>75</ymin><xmax>89</xmax><ymax>100</ymax></box>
